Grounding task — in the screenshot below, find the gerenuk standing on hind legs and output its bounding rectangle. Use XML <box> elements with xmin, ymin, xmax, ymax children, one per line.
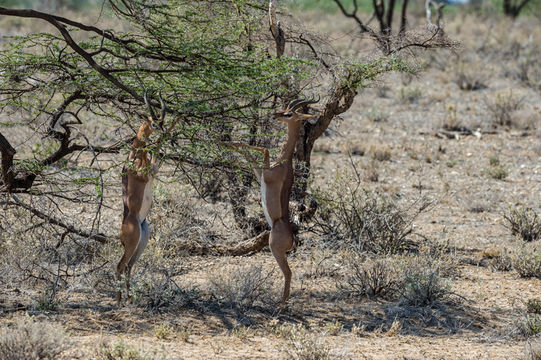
<box><xmin>116</xmin><ymin>92</ymin><xmax>181</xmax><ymax>304</ymax></box>
<box><xmin>229</xmin><ymin>97</ymin><xmax>320</xmax><ymax>305</ymax></box>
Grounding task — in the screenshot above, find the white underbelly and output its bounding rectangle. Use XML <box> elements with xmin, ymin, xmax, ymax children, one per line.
<box><xmin>139</xmin><ymin>178</ymin><xmax>153</xmax><ymax>222</ymax></box>
<box><xmin>260</xmin><ymin>177</ymin><xmax>273</xmax><ymax>228</ymax></box>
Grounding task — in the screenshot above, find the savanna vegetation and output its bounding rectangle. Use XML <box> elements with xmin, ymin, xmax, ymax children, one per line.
<box><xmin>0</xmin><ymin>0</ymin><xmax>540</xmax><ymax>359</ymax></box>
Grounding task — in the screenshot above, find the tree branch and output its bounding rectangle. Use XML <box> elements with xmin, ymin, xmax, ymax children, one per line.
<box><xmin>0</xmin><ymin>132</ymin><xmax>16</xmax><ymax>193</ymax></box>
<box><xmin>332</xmin><ymin>0</ymin><xmax>371</xmax><ymax>33</ymax></box>
<box><xmin>0</xmin><ymin>7</ymin><xmax>189</xmax><ymax>64</ymax></box>
<box><xmin>5</xmin><ymin>195</ymin><xmax>108</xmax><ymax>243</ymax></box>
<box><xmin>269</xmin><ymin>0</ymin><xmax>285</xmax><ymax>58</ymax></box>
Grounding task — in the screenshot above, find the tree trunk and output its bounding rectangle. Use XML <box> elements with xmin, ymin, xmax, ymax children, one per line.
<box><xmin>292</xmin><ymin>82</ymin><xmax>358</xmax><ymax>211</ymax></box>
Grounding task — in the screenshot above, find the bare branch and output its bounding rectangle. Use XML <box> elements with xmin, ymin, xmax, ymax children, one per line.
<box><xmin>298</xmin><ymin>34</ymin><xmax>330</xmax><ymax>70</ymax></box>
<box><xmin>5</xmin><ymin>195</ymin><xmax>109</xmax><ymax>243</ymax></box>
<box><xmin>48</xmin><ymin>90</ymin><xmax>84</xmax><ymax>134</ymax></box>
<box><xmin>332</xmin><ymin>0</ymin><xmax>371</xmax><ymax>33</ymax></box>
<box><xmin>269</xmin><ymin>0</ymin><xmax>285</xmax><ymax>58</ymax></box>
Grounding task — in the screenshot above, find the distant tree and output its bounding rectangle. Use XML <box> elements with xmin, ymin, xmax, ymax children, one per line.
<box><xmin>503</xmin><ymin>0</ymin><xmax>533</xmax><ymax>18</ymax></box>
<box><xmin>331</xmin><ymin>0</ymin><xmax>450</xmax><ymax>55</ymax></box>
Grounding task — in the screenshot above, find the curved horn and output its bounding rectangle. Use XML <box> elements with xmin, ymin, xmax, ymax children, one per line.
<box><xmin>287</xmin><ymin>98</ymin><xmax>304</xmax><ymax>110</ymax></box>
<box><xmin>159</xmin><ymin>92</ymin><xmax>166</xmax><ymax>121</ymax></box>
<box><xmin>290</xmin><ymin>95</ymin><xmax>320</xmax><ymax>112</ymax></box>
<box><xmin>144</xmin><ymin>90</ymin><xmax>158</xmax><ymax>121</ymax></box>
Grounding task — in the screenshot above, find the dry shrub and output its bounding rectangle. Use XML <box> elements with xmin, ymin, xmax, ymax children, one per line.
<box><xmin>428</xmin><ymin>52</ymin><xmax>451</xmax><ymax>72</ymax></box>
<box><xmin>504</xmin><ymin>206</ymin><xmax>541</xmax><ymax>242</ymax></box>
<box><xmin>33</xmin><ymin>288</ymin><xmax>59</xmax><ymax>311</ymax></box>
<box><xmin>338</xmin><ymin>250</ymin><xmax>453</xmax><ymax>307</ymax></box>
<box><xmin>129</xmin><ymin>258</ymin><xmax>197</xmax><ymax>311</ymax></box>
<box><xmin>528</xmin><ymin>299</ymin><xmax>541</xmax><ymax>315</ymax></box>
<box><xmin>153</xmin><ymin>323</ymin><xmax>175</xmax><ymax>340</ymax></box>
<box><xmin>340</xmin><ymin>141</ymin><xmax>365</xmax><ymax>156</ymax></box>
<box><xmin>510</xmin><ymin>247</ymin><xmax>541</xmax><ymax>279</ymax></box>
<box><xmin>207</xmin><ymin>263</ymin><xmax>275</xmax><ymax>310</ymax></box>
<box><xmin>453</xmin><ymin>68</ymin><xmax>488</xmax><ymax>91</ymax></box>
<box><xmin>133</xmin><ymin>272</ymin><xmax>196</xmax><ymax>311</ymax></box>
<box><xmin>484</xmin><ymin>90</ymin><xmax>525</xmax><ymax>127</ymax></box>
<box><xmin>502</xmin><ymin>40</ymin><xmax>541</xmax><ymax>90</ymax></box>
<box><xmin>0</xmin><ymin>203</ymin><xmax>106</xmax><ymax>298</ymax></box>
<box><xmin>527</xmin><ymin>335</ymin><xmax>541</xmax><ymax>360</ymax></box>
<box><xmin>323</xmin><ymin>320</ymin><xmax>343</xmax><ymax>336</ymax></box>
<box><xmin>268</xmin><ymin>319</ymin><xmax>296</xmax><ymax>338</ymax></box>
<box><xmin>284</xmin><ymin>324</ymin><xmax>332</xmax><ymax>360</ymax></box>
<box><xmin>369</xmin><ymin>144</ymin><xmax>392</xmax><ymax>162</ymax></box>
<box><xmin>442</xmin><ymin>103</ymin><xmax>462</xmax><ymax>131</ymax></box>
<box><xmin>313</xmin><ymin>141</ymin><xmax>335</xmax><ymax>154</ymax></box>
<box><xmin>303</xmin><ymin>247</ymin><xmax>345</xmax><ymax>279</ymax></box>
<box><xmin>313</xmin><ymin>171</ymin><xmax>428</xmax><ymax>255</ymax></box>
<box><xmin>151</xmin><ymin>184</ymin><xmax>220</xmax><ymax>256</ymax></box>
<box><xmin>452</xmin><ymin>57</ymin><xmax>489</xmax><ymax>91</ymax></box>
<box><xmin>492</xmin><ymin>245</ymin><xmax>541</xmax><ymax>278</ymax></box>
<box><xmin>486</xmin><ymin>163</ymin><xmax>508</xmax><ymax>180</ymax></box>
<box><xmin>0</xmin><ymin>318</ymin><xmax>67</xmax><ymax>360</ymax></box>
<box><xmin>339</xmin><ymin>254</ymin><xmax>398</xmax><ymax>299</ymax></box>
<box><xmin>97</xmin><ymin>339</ymin><xmax>156</xmax><ymax>360</ymax></box>
<box><xmin>364</xmin><ymin>160</ymin><xmax>379</xmax><ymax>182</ymax></box>
<box><xmin>485</xmin><ymin>248</ymin><xmax>514</xmax><ymax>271</ymax></box>
<box><xmin>485</xmin><ymin>156</ymin><xmax>508</xmax><ymax>180</ymax></box>
<box><xmin>518</xmin><ymin>313</ymin><xmax>541</xmax><ymax>338</ymax></box>
<box><xmin>364</xmin><ymin>108</ymin><xmax>389</xmax><ymax>122</ymax></box>
<box><xmin>398</xmin><ymin>85</ymin><xmax>423</xmax><ymax>104</ymax></box>
<box><xmin>398</xmin><ymin>255</ymin><xmax>451</xmax><ymax>307</ymax></box>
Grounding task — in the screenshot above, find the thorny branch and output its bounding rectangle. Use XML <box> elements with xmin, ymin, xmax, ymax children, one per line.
<box><xmin>0</xmin><ymin>129</ymin><xmax>128</xmax><ymax>194</ymax></box>
<box><xmin>3</xmin><ymin>195</ymin><xmax>108</xmax><ymax>243</ymax></box>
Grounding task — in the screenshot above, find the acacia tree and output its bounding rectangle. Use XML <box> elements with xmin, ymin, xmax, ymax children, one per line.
<box><xmin>0</xmin><ymin>0</ymin><xmax>452</xmax><ymax>268</ymax></box>
<box><xmin>0</xmin><ymin>1</ymin><xmax>303</xmax><ymax>234</ymax></box>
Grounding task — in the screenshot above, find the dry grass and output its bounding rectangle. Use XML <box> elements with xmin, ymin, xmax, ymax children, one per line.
<box><xmin>527</xmin><ymin>336</ymin><xmax>541</xmax><ymax>360</ymax></box>
<box><xmin>0</xmin><ymin>318</ymin><xmax>67</xmax><ymax>360</ymax></box>
<box><xmin>484</xmin><ymin>90</ymin><xmax>525</xmax><ymax>127</ymax></box>
<box><xmin>452</xmin><ymin>57</ymin><xmax>489</xmax><ymax>91</ymax></box>
<box><xmin>207</xmin><ymin>263</ymin><xmax>276</xmax><ymax>310</ymax></box>
<box><xmin>284</xmin><ymin>324</ymin><xmax>333</xmax><ymax>360</ymax></box>
<box><xmin>97</xmin><ymin>339</ymin><xmax>158</xmax><ymax>360</ymax></box>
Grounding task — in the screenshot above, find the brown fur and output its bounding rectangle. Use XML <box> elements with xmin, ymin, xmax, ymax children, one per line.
<box><xmin>231</xmin><ymin>109</ymin><xmax>316</xmax><ymax>304</ymax></box>
<box><xmin>117</xmin><ymin>118</ymin><xmax>158</xmax><ymax>304</ymax></box>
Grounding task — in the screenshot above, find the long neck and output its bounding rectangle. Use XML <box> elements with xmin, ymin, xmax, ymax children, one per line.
<box><xmin>132</xmin><ymin>136</ymin><xmax>146</xmax><ymax>150</ymax></box>
<box><xmin>278</xmin><ymin>122</ymin><xmax>301</xmax><ymax>163</ymax></box>
<box><xmin>129</xmin><ymin>137</ymin><xmax>148</xmax><ymax>164</ymax></box>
